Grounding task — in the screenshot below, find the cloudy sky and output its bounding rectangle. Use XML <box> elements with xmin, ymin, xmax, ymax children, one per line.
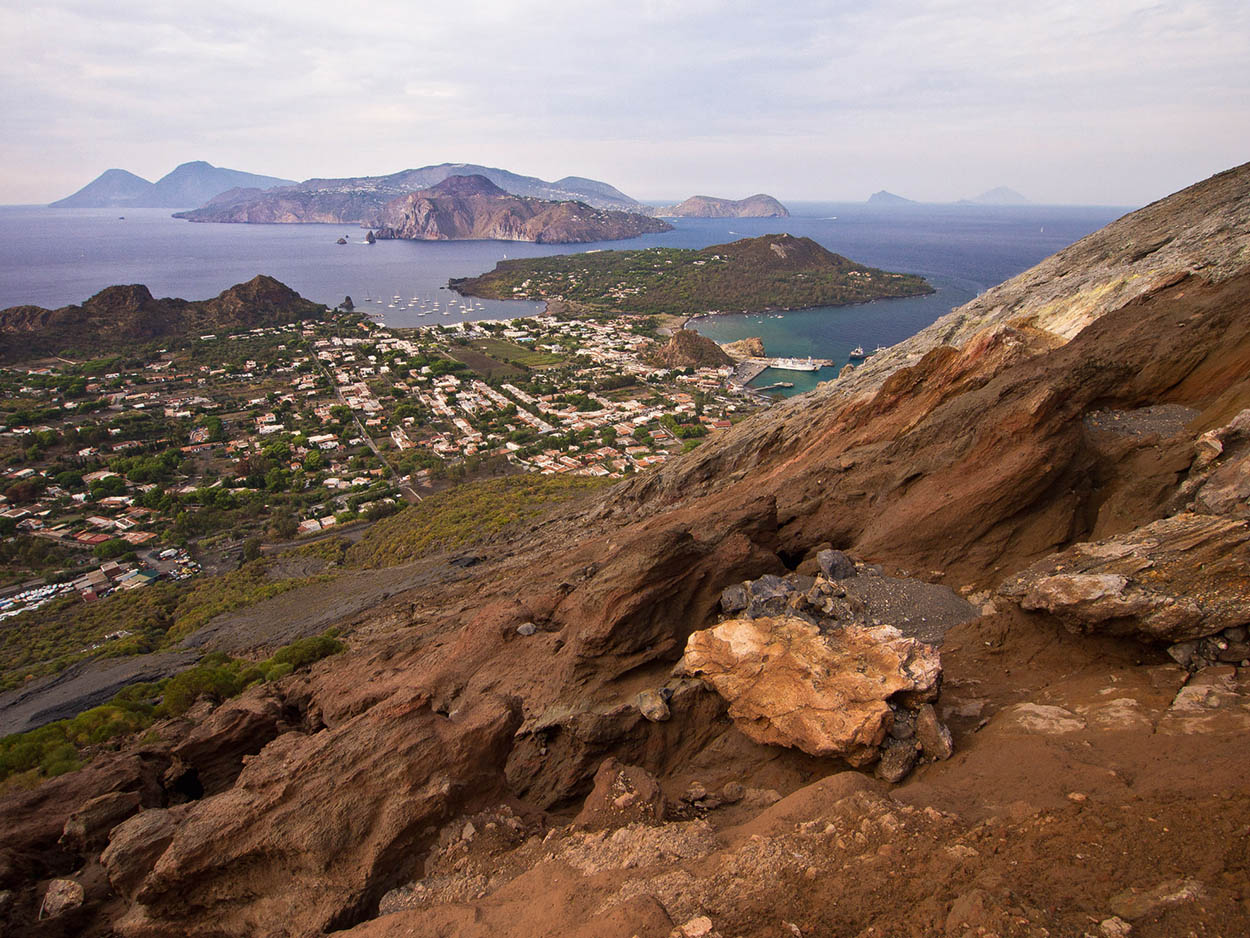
<box><xmin>2</xmin><ymin>0</ymin><xmax>1248</xmax><ymax>205</ymax></box>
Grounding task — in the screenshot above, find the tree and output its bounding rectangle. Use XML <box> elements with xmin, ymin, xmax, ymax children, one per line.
<box><xmin>270</xmin><ymin>511</ymin><xmax>298</xmax><ymax>540</ymax></box>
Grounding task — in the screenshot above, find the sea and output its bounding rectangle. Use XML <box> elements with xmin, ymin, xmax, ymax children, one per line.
<box><xmin>0</xmin><ymin>201</ymin><xmax>1127</xmax><ymax>396</ymax></box>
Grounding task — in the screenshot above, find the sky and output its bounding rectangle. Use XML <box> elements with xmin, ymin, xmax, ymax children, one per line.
<box><xmin>2</xmin><ymin>0</ymin><xmax>1248</xmax><ymax>206</ymax></box>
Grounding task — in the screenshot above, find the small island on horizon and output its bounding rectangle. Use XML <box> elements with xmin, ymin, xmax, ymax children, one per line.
<box><xmin>450</xmin><ymin>233</ymin><xmax>933</xmax><ymax>317</ymax></box>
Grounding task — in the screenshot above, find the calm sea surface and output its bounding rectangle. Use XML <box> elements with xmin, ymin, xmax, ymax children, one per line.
<box><xmin>0</xmin><ymin>202</ymin><xmax>1126</xmax><ymax>395</ymax></box>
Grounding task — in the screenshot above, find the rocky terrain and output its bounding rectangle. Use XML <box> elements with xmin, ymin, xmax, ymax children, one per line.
<box><xmin>0</xmin><ymin>276</ymin><xmax>324</xmax><ymax>362</ymax></box>
<box><xmin>369</xmin><ymin>175</ymin><xmax>672</xmax><ymax>244</ymax></box>
<box><xmin>52</xmin><ymin>162</ymin><xmax>296</xmax><ymax>209</ymax></box>
<box><xmin>651</xmin><ymin>195</ymin><xmax>790</xmax><ymax>218</ymax></box>
<box><xmin>4</xmin><ymin>162</ymin><xmax>1250</xmax><ymax>938</ymax></box>
<box><xmin>649</xmin><ymin>330</ymin><xmax>734</xmax><ymax>370</ymax></box>
<box><xmin>173</xmin><ymin>163</ymin><xmax>644</xmax><ymax>224</ymax></box>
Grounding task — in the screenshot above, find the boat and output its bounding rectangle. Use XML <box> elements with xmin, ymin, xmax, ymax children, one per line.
<box><xmin>768</xmin><ymin>357</ymin><xmax>820</xmax><ymax>372</ymax></box>
<box><xmin>849</xmin><ymin>346</ymin><xmax>866</xmax><ymax>359</ymax></box>
<box><xmin>873</xmin><ymin>344</ymin><xmax>885</xmax><ymax>354</ymax></box>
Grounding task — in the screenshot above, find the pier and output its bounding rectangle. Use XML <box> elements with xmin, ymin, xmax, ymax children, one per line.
<box><xmin>731</xmin><ymin>356</ymin><xmax>835</xmax><ymax>386</ymax></box>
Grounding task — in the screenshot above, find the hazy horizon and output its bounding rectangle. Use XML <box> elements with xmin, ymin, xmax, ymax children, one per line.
<box><xmin>3</xmin><ymin>1</ymin><xmax>1247</xmax><ymax>207</ymax></box>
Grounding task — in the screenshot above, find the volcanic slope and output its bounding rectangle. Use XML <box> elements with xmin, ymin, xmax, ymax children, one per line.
<box><xmin>4</xmin><ymin>163</ymin><xmax>1250</xmax><ymax>938</ymax></box>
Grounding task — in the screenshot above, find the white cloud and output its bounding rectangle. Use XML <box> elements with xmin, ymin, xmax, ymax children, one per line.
<box><xmin>0</xmin><ymin>0</ymin><xmax>1246</xmax><ymax>203</ymax></box>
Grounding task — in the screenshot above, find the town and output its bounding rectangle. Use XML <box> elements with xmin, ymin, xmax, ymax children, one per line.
<box><xmin>0</xmin><ymin>308</ymin><xmax>770</xmax><ymax>619</ymax></box>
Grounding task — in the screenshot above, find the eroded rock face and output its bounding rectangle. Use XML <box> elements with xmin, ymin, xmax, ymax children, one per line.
<box><xmin>115</xmin><ymin>693</ymin><xmax>520</xmax><ymax>938</ymax></box>
<box><xmin>101</xmin><ymin>807</ymin><xmax>187</xmax><ymax>901</ymax></box>
<box><xmin>60</xmin><ymin>790</ymin><xmax>141</xmax><ymax>853</ymax></box>
<box><xmin>999</xmin><ymin>513</ymin><xmax>1250</xmax><ymax>642</ymax></box>
<box><xmin>678</xmin><ymin>616</ymin><xmax>941</xmax><ymax>766</ymax></box>
<box><xmin>167</xmin><ymin>692</ymin><xmax>289</xmax><ymax>796</ymax></box>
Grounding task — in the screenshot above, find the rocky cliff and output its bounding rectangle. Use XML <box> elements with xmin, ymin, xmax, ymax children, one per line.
<box><xmin>5</xmin><ymin>163</ymin><xmax>1250</xmax><ymax>938</ymax></box>
<box><xmin>0</xmin><ymin>276</ymin><xmax>324</xmax><ymax>362</ymax></box>
<box><xmin>653</xmin><ymin>194</ymin><xmax>790</xmax><ymax>218</ymax></box>
<box><xmin>370</xmin><ymin>175</ymin><xmax>672</xmax><ymax>243</ymax></box>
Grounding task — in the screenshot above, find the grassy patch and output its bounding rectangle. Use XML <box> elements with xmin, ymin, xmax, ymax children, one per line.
<box><xmin>0</xmin><ymin>631</ymin><xmax>344</xmax><ymax>789</ymax></box>
<box><xmin>0</xmin><ymin>561</ymin><xmax>326</xmax><ymax>692</ymax></box>
<box><xmin>346</xmin><ymin>474</ymin><xmax>611</xmax><ymax>569</ymax></box>
<box><xmin>448</xmin><ymin>347</ymin><xmax>525</xmax><ymax>380</ymax></box>
<box><xmin>472</xmin><ymin>337</ymin><xmax>566</xmax><ymax>368</ymax></box>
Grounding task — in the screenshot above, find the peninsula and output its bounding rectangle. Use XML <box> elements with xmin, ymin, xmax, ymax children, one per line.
<box><xmin>450</xmin><ymin>233</ymin><xmax>933</xmax><ymax>316</ymax></box>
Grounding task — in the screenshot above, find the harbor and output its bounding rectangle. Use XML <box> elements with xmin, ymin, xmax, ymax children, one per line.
<box><xmin>731</xmin><ymin>356</ymin><xmax>836</xmax><ymax>386</ymax></box>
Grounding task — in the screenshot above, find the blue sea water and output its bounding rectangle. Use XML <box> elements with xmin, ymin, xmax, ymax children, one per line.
<box><xmin>0</xmin><ymin>202</ymin><xmax>1126</xmax><ymax>394</ymax></box>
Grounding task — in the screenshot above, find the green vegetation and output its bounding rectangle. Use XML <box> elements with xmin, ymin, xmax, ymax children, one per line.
<box><xmin>0</xmin><ymin>631</ymin><xmax>343</xmax><ymax>788</ymax></box>
<box><xmin>450</xmin><ymin>234</ymin><xmax>933</xmax><ymax>316</ymax></box>
<box><xmin>472</xmin><ymin>337</ymin><xmax>565</xmax><ymax>368</ymax></box>
<box><xmin>346</xmin><ymin>474</ymin><xmax>611</xmax><ymax>568</ymax></box>
<box><xmin>447</xmin><ymin>347</ymin><xmax>524</xmax><ymax>380</ymax></box>
<box><xmin>0</xmin><ymin>560</ymin><xmax>326</xmax><ymax>691</ymax></box>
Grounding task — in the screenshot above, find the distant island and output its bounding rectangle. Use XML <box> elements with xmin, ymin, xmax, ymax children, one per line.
<box><xmin>172</xmin><ymin>162</ymin><xmax>645</xmax><ymax>224</ymax></box>
<box><xmin>368</xmin><ymin>174</ymin><xmax>671</xmax><ymax>243</ymax></box>
<box><xmin>960</xmin><ymin>186</ymin><xmax>1030</xmax><ymax>205</ymax></box>
<box><xmin>51</xmin><ymin>161</ymin><xmax>296</xmax><ymax>209</ymax></box>
<box><xmin>450</xmin><ymin>233</ymin><xmax>933</xmax><ymax>316</ymax></box>
<box><xmin>650</xmin><ymin>194</ymin><xmax>789</xmax><ymax>218</ymax></box>
<box><xmin>866</xmin><ymin>186</ymin><xmax>1030</xmax><ymax>205</ymax></box>
<box><xmin>0</xmin><ymin>276</ymin><xmax>323</xmax><ymax>362</ymax></box>
<box><xmin>867</xmin><ymin>190</ymin><xmax>917</xmax><ymax>205</ymax></box>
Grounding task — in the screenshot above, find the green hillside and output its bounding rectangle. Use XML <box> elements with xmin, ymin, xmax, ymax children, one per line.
<box><xmin>450</xmin><ymin>234</ymin><xmax>933</xmax><ymax>316</ymax></box>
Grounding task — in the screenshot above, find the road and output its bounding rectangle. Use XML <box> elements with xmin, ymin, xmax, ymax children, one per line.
<box><xmin>312</xmin><ymin>350</ymin><xmax>422</xmax><ymax>504</ymax></box>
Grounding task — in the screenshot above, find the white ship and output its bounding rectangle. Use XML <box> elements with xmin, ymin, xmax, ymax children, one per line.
<box><xmin>768</xmin><ymin>357</ymin><xmax>820</xmax><ymax>372</ymax></box>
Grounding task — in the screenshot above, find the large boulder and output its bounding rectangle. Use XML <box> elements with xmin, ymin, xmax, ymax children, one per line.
<box><xmin>999</xmin><ymin>513</ymin><xmax>1250</xmax><ymax>642</ymax></box>
<box><xmin>677</xmin><ymin>615</ymin><xmax>941</xmax><ymax>766</ymax></box>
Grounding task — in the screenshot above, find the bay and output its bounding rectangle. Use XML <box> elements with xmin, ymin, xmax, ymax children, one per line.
<box><xmin>0</xmin><ymin>202</ymin><xmax>1126</xmax><ymax>395</ymax></box>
